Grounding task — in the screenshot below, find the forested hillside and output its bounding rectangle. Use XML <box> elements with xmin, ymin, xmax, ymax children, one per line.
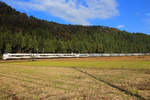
<box><xmin>0</xmin><ymin>1</ymin><xmax>150</xmax><ymax>54</ymax></box>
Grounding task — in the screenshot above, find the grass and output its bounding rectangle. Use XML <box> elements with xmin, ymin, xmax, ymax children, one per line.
<box><xmin>4</xmin><ymin>58</ymin><xmax>150</xmax><ymax>69</ymax></box>
<box><xmin>0</xmin><ymin>56</ymin><xmax>150</xmax><ymax>100</ymax></box>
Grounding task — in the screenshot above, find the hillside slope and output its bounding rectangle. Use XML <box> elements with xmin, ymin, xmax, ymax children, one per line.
<box><xmin>0</xmin><ymin>1</ymin><xmax>150</xmax><ymax>54</ymax></box>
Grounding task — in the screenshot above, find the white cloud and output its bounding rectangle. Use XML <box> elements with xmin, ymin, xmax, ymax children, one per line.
<box><xmin>116</xmin><ymin>25</ymin><xmax>124</xmax><ymax>29</ymax></box>
<box><xmin>3</xmin><ymin>0</ymin><xmax>119</xmax><ymax>25</ymax></box>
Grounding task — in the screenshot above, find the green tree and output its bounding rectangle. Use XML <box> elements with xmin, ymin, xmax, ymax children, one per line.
<box><xmin>5</xmin><ymin>43</ymin><xmax>12</xmax><ymax>53</ymax></box>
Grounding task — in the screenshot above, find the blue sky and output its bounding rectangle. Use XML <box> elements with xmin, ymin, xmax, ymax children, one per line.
<box><xmin>1</xmin><ymin>0</ymin><xmax>150</xmax><ymax>34</ymax></box>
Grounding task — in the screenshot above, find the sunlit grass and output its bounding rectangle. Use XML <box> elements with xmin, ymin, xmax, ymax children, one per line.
<box><xmin>8</xmin><ymin>60</ymin><xmax>150</xmax><ymax>69</ymax></box>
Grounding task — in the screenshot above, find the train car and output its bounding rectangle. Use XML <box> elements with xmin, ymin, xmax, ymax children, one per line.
<box><xmin>2</xmin><ymin>53</ymin><xmax>149</xmax><ymax>60</ymax></box>
<box><xmin>2</xmin><ymin>53</ymin><xmax>80</xmax><ymax>60</ymax></box>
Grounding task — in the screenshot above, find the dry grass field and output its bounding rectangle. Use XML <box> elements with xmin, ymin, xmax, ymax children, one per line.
<box><xmin>0</xmin><ymin>56</ymin><xmax>150</xmax><ymax>100</ymax></box>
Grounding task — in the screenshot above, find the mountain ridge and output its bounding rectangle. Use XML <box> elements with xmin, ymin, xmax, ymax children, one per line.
<box><xmin>0</xmin><ymin>1</ymin><xmax>150</xmax><ymax>54</ymax></box>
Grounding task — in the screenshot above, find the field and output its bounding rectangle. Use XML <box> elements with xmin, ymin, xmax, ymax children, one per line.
<box><xmin>0</xmin><ymin>56</ymin><xmax>150</xmax><ymax>100</ymax></box>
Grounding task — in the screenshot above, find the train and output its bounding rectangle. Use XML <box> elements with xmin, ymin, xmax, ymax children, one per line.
<box><xmin>2</xmin><ymin>53</ymin><xmax>150</xmax><ymax>60</ymax></box>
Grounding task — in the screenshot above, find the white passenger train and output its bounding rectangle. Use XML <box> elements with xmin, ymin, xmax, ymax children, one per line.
<box><xmin>2</xmin><ymin>53</ymin><xmax>80</xmax><ymax>60</ymax></box>
<box><xmin>2</xmin><ymin>53</ymin><xmax>150</xmax><ymax>60</ymax></box>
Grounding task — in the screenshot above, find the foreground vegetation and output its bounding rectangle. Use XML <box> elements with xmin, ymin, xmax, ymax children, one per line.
<box><xmin>0</xmin><ymin>56</ymin><xmax>150</xmax><ymax>100</ymax></box>
<box><xmin>1</xmin><ymin>1</ymin><xmax>150</xmax><ymax>54</ymax></box>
